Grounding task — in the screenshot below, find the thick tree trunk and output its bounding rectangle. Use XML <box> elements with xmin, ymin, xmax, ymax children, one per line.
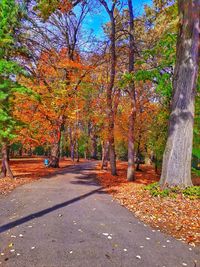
<box><xmin>127</xmin><ymin>92</ymin><xmax>136</xmax><ymax>180</ymax></box>
<box><xmin>127</xmin><ymin>0</ymin><xmax>136</xmax><ymax>181</ymax></box>
<box><xmin>49</xmin><ymin>127</ymin><xmax>62</xmax><ymax>168</ymax></box>
<box><xmin>71</xmin><ymin>142</ymin><xmax>75</xmax><ymax>162</ymax></box>
<box><xmin>0</xmin><ymin>143</ymin><xmax>14</xmax><ymax>179</ymax></box>
<box><xmin>49</xmin><ymin>142</ymin><xmax>60</xmax><ymax>168</ymax></box>
<box><xmin>160</xmin><ymin>0</ymin><xmax>200</xmax><ymax>188</ymax></box>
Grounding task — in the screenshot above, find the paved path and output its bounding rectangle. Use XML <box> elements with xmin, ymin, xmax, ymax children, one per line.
<box><xmin>0</xmin><ymin>162</ymin><xmax>199</xmax><ymax>267</ymax></box>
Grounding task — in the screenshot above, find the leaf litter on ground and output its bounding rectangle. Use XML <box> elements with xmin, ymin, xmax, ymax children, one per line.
<box><xmin>97</xmin><ymin>162</ymin><xmax>200</xmax><ymax>246</ymax></box>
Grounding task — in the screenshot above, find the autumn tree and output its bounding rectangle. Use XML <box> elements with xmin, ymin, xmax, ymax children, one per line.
<box><xmin>15</xmin><ymin>48</ymin><xmax>89</xmax><ymax>167</ymax></box>
<box><xmin>160</xmin><ymin>0</ymin><xmax>200</xmax><ymax>187</ymax></box>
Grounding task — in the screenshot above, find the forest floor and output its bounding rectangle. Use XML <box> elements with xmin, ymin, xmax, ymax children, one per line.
<box><xmin>0</xmin><ymin>157</ymin><xmax>85</xmax><ymax>196</ymax></box>
<box><xmin>97</xmin><ymin>162</ymin><xmax>200</xmax><ymax>246</ymax></box>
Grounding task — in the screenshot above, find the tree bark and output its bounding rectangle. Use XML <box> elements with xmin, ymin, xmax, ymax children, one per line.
<box><xmin>49</xmin><ymin>142</ymin><xmax>60</xmax><ymax>168</ymax></box>
<box><xmin>76</xmin><ymin>139</ymin><xmax>79</xmax><ymax>162</ymax></box>
<box><xmin>49</xmin><ymin>127</ymin><xmax>62</xmax><ymax>168</ymax></box>
<box><xmin>91</xmin><ymin>134</ymin><xmax>98</xmax><ymax>159</ymax></box>
<box><xmin>0</xmin><ymin>143</ymin><xmax>14</xmax><ymax>179</ymax></box>
<box><xmin>107</xmin><ymin>6</ymin><xmax>117</xmax><ymax>175</ymax></box>
<box><xmin>127</xmin><ymin>0</ymin><xmax>136</xmax><ymax>181</ymax></box>
<box><xmin>69</xmin><ymin>127</ymin><xmax>75</xmax><ymax>162</ymax></box>
<box><xmin>160</xmin><ymin>0</ymin><xmax>200</xmax><ymax>188</ymax></box>
<box><xmin>99</xmin><ymin>0</ymin><xmax>117</xmax><ymax>176</ymax></box>
<box><xmin>136</xmin><ymin>138</ymin><xmax>141</xmax><ymax>171</ymax></box>
<box><xmin>101</xmin><ymin>141</ymin><xmax>109</xmax><ymax>170</ymax></box>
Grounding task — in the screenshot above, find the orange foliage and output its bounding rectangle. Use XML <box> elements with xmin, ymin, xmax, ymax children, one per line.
<box><xmin>14</xmin><ymin>48</ymin><xmax>89</xmax><ymax>148</ymax></box>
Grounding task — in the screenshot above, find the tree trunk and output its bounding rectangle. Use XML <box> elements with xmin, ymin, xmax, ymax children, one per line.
<box><xmin>0</xmin><ymin>143</ymin><xmax>14</xmax><ymax>179</ymax></box>
<box><xmin>107</xmin><ymin>11</ymin><xmax>117</xmax><ymax>176</ymax></box>
<box><xmin>49</xmin><ymin>142</ymin><xmax>60</xmax><ymax>168</ymax></box>
<box><xmin>76</xmin><ymin>139</ymin><xmax>79</xmax><ymax>162</ymax></box>
<box><xmin>127</xmin><ymin>0</ymin><xmax>136</xmax><ymax>181</ymax></box>
<box><xmin>71</xmin><ymin>142</ymin><xmax>75</xmax><ymax>162</ymax></box>
<box><xmin>49</xmin><ymin>128</ymin><xmax>62</xmax><ymax>168</ymax></box>
<box><xmin>69</xmin><ymin>127</ymin><xmax>75</xmax><ymax>162</ymax></box>
<box><xmin>91</xmin><ymin>134</ymin><xmax>98</xmax><ymax>159</ymax></box>
<box><xmin>99</xmin><ymin>0</ymin><xmax>117</xmax><ymax>176</ymax></box>
<box><xmin>101</xmin><ymin>141</ymin><xmax>109</xmax><ymax>170</ymax></box>
<box><xmin>160</xmin><ymin>0</ymin><xmax>200</xmax><ymax>188</ymax></box>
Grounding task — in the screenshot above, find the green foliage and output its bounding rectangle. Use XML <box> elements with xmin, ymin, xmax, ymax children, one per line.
<box><xmin>183</xmin><ymin>186</ymin><xmax>200</xmax><ymax>199</ymax></box>
<box><xmin>145</xmin><ymin>182</ymin><xmax>200</xmax><ymax>199</ymax></box>
<box><xmin>144</xmin><ymin>182</ymin><xmax>170</xmax><ymax>197</ymax></box>
<box><xmin>35</xmin><ymin>0</ymin><xmax>59</xmax><ymax>19</ymax></box>
<box><xmin>192</xmin><ymin>168</ymin><xmax>200</xmax><ymax>177</ymax></box>
<box><xmin>115</xmin><ymin>140</ymin><xmax>128</xmax><ymax>161</ymax></box>
<box><xmin>34</xmin><ymin>146</ymin><xmax>45</xmax><ymax>156</ymax></box>
<box><xmin>119</xmin><ymin>72</ymin><xmax>134</xmax><ymax>89</ymax></box>
<box><xmin>0</xmin><ymin>0</ymin><xmax>29</xmax><ymax>142</ymax></box>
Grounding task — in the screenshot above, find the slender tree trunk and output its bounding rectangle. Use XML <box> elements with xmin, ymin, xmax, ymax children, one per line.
<box><xmin>0</xmin><ymin>143</ymin><xmax>14</xmax><ymax>179</ymax></box>
<box><xmin>101</xmin><ymin>141</ymin><xmax>109</xmax><ymax>170</ymax></box>
<box><xmin>76</xmin><ymin>139</ymin><xmax>79</xmax><ymax>162</ymax></box>
<box><xmin>69</xmin><ymin>127</ymin><xmax>75</xmax><ymax>162</ymax></box>
<box><xmin>99</xmin><ymin>0</ymin><xmax>117</xmax><ymax>176</ymax></box>
<box><xmin>91</xmin><ymin>134</ymin><xmax>98</xmax><ymax>159</ymax></box>
<box><xmin>136</xmin><ymin>139</ymin><xmax>141</xmax><ymax>171</ymax></box>
<box><xmin>127</xmin><ymin>0</ymin><xmax>136</xmax><ymax>181</ymax></box>
<box><xmin>19</xmin><ymin>146</ymin><xmax>23</xmax><ymax>157</ymax></box>
<box><xmin>71</xmin><ymin>143</ymin><xmax>75</xmax><ymax>162</ymax></box>
<box><xmin>160</xmin><ymin>0</ymin><xmax>200</xmax><ymax>188</ymax></box>
<box><xmin>107</xmin><ymin>11</ymin><xmax>117</xmax><ymax>176</ymax></box>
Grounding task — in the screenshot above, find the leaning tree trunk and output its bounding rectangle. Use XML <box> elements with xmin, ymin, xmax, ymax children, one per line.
<box><xmin>160</xmin><ymin>0</ymin><xmax>200</xmax><ymax>188</ymax></box>
<box><xmin>127</xmin><ymin>0</ymin><xmax>136</xmax><ymax>181</ymax></box>
<box><xmin>0</xmin><ymin>143</ymin><xmax>14</xmax><ymax>179</ymax></box>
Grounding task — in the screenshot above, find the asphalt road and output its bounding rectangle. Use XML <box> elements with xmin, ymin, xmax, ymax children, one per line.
<box><xmin>0</xmin><ymin>162</ymin><xmax>199</xmax><ymax>267</ymax></box>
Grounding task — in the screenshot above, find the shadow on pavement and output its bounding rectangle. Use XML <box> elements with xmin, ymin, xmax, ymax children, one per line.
<box><xmin>0</xmin><ymin>186</ymin><xmax>104</xmax><ymax>234</ymax></box>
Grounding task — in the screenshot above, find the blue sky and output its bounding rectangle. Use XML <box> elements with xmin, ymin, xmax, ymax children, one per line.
<box><xmin>82</xmin><ymin>0</ymin><xmax>153</xmax><ymax>38</ymax></box>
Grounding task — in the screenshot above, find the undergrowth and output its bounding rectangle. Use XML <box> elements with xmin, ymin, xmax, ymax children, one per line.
<box><xmin>144</xmin><ymin>182</ymin><xmax>200</xmax><ymax>199</ymax></box>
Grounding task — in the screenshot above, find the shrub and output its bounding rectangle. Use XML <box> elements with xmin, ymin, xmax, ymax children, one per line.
<box><xmin>183</xmin><ymin>186</ymin><xmax>200</xmax><ymax>199</ymax></box>
<box><xmin>145</xmin><ymin>183</ymin><xmax>200</xmax><ymax>199</ymax></box>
